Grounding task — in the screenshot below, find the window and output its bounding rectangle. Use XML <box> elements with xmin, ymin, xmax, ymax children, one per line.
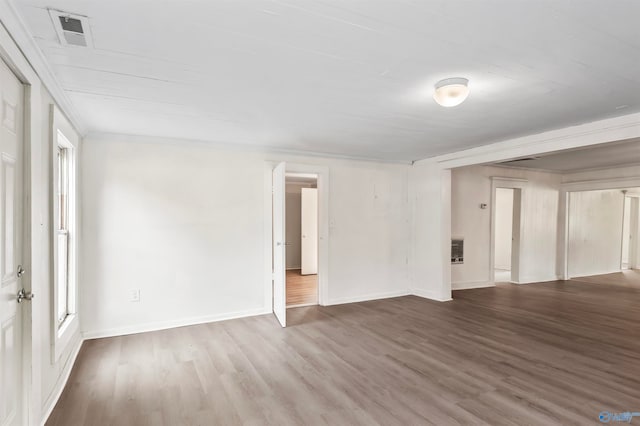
<box><xmin>56</xmin><ymin>146</ymin><xmax>70</xmax><ymax>323</ymax></box>
<box><xmin>54</xmin><ymin>130</ymin><xmax>76</xmax><ymax>329</ymax></box>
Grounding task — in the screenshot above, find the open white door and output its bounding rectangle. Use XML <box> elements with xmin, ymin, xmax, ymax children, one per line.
<box><xmin>301</xmin><ymin>188</ymin><xmax>318</xmax><ymax>275</ymax></box>
<box><xmin>272</xmin><ymin>162</ymin><xmax>286</xmax><ymax>327</ymax></box>
<box><xmin>0</xmin><ymin>58</ymin><xmax>26</xmax><ymax>426</ymax></box>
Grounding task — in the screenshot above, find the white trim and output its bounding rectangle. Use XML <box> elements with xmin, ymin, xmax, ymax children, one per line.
<box><xmin>0</xmin><ymin>0</ymin><xmax>86</xmax><ymax>135</ymax></box>
<box><xmin>327</xmin><ymin>290</ymin><xmax>410</xmax><ymax>306</ymax></box>
<box><xmin>411</xmin><ymin>288</ymin><xmax>453</xmax><ymax>302</ymax></box>
<box><xmin>422</xmin><ymin>112</ymin><xmax>640</xmax><ymax>168</ymax></box>
<box><xmin>451</xmin><ymin>281</ymin><xmax>495</xmax><ymax>290</ymax></box>
<box><xmin>51</xmin><ymin>106</ymin><xmax>79</xmax><ymax>363</ymax></box>
<box><xmin>82</xmin><ymin>307</ymin><xmax>271</xmax><ymax>340</ymax></box>
<box><xmin>39</xmin><ymin>337</ymin><xmax>82</xmax><ymax>426</ymax></box>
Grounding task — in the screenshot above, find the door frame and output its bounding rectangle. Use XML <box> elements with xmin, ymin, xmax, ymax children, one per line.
<box><xmin>264</xmin><ymin>162</ymin><xmax>329</xmax><ymax>309</ymax></box>
<box><xmin>0</xmin><ymin>21</ymin><xmax>37</xmax><ymax>426</ymax></box>
<box><xmin>490</xmin><ymin>177</ymin><xmax>527</xmax><ymax>284</ymax></box>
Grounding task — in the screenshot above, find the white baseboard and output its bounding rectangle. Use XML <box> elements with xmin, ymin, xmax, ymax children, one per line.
<box><xmin>82</xmin><ymin>307</ymin><xmax>271</xmax><ymax>340</ymax></box>
<box><xmin>516</xmin><ymin>275</ymin><xmax>562</xmax><ymax>284</ymax></box>
<box><xmin>452</xmin><ymin>280</ymin><xmax>495</xmax><ymax>290</ymax></box>
<box><xmin>40</xmin><ymin>337</ymin><xmax>83</xmax><ymax>426</ymax></box>
<box><xmin>326</xmin><ymin>289</ymin><xmax>411</xmax><ymax>306</ymax></box>
<box><xmin>286</xmin><ymin>266</ymin><xmax>301</xmax><ymax>270</ymax></box>
<box><xmin>411</xmin><ymin>288</ymin><xmax>453</xmax><ymax>302</ymax></box>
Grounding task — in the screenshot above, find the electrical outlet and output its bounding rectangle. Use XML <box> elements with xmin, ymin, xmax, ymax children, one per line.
<box><xmin>129</xmin><ymin>289</ymin><xmax>140</xmax><ymax>302</ymax></box>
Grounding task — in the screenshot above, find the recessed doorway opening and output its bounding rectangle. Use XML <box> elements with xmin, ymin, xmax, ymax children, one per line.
<box><xmin>494</xmin><ymin>188</ymin><xmax>514</xmax><ymax>282</ymax></box>
<box><xmin>490</xmin><ymin>179</ymin><xmax>524</xmax><ymax>284</ymax></box>
<box><xmin>270</xmin><ymin>162</ymin><xmax>328</xmax><ymax>328</ymax></box>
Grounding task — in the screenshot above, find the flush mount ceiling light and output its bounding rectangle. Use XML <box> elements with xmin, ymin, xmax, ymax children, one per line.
<box><xmin>433</xmin><ymin>77</ymin><xmax>469</xmax><ymax>107</ymax></box>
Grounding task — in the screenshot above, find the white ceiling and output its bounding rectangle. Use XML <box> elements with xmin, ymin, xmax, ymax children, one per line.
<box><xmin>496</xmin><ymin>137</ymin><xmax>640</xmax><ymax>172</ymax></box>
<box><xmin>14</xmin><ymin>0</ymin><xmax>640</xmax><ymax>162</ymax></box>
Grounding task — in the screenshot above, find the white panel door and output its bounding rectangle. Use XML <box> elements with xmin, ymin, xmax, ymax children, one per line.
<box><xmin>301</xmin><ymin>188</ymin><xmax>318</xmax><ymax>275</ymax></box>
<box><xmin>272</xmin><ymin>162</ymin><xmax>286</xmax><ymax>327</ymax></box>
<box><xmin>0</xmin><ymin>58</ymin><xmax>25</xmax><ymax>426</ymax></box>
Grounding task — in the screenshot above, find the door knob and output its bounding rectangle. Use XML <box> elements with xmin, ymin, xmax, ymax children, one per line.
<box><xmin>17</xmin><ymin>265</ymin><xmax>25</xmax><ymax>278</ymax></box>
<box><xmin>17</xmin><ymin>288</ymin><xmax>35</xmax><ymax>303</ymax></box>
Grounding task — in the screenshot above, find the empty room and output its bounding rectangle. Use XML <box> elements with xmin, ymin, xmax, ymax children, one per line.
<box><xmin>1</xmin><ymin>1</ymin><xmax>639</xmax><ymax>425</ymax></box>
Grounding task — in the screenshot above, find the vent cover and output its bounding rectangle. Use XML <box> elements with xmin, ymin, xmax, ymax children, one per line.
<box><xmin>49</xmin><ymin>10</ymin><xmax>93</xmax><ymax>47</ymax></box>
<box><xmin>499</xmin><ymin>157</ymin><xmax>540</xmax><ymax>164</ymax></box>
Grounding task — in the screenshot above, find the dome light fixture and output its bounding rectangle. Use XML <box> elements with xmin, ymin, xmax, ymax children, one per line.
<box><xmin>433</xmin><ymin>77</ymin><xmax>469</xmax><ymax>107</ymax></box>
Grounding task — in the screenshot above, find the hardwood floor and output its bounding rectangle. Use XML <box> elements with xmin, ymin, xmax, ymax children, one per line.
<box><xmin>571</xmin><ymin>269</ymin><xmax>640</xmax><ymax>288</ymax></box>
<box><xmin>286</xmin><ymin>269</ymin><xmax>318</xmax><ymax>307</ymax></box>
<box><xmin>47</xmin><ymin>279</ymin><xmax>640</xmax><ymax>425</ymax></box>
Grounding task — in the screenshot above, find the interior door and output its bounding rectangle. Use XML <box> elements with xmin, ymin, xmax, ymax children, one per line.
<box><xmin>272</xmin><ymin>162</ymin><xmax>286</xmax><ymax>327</ymax></box>
<box><xmin>0</xmin><ymin>58</ymin><xmax>25</xmax><ymax>426</ymax></box>
<box><xmin>301</xmin><ymin>188</ymin><xmax>318</xmax><ymax>275</ymax></box>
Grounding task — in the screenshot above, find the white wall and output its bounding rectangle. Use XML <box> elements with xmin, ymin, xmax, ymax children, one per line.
<box><xmin>450</xmin><ymin>165</ymin><xmax>561</xmax><ymax>288</ymax></box>
<box><xmin>494</xmin><ymin>188</ymin><xmax>513</xmax><ymax>270</ymax></box>
<box><xmin>568</xmin><ymin>189</ymin><xmax>625</xmax><ymax>277</ymax></box>
<box><xmin>81</xmin><ymin>134</ymin><xmax>412</xmax><ymax>337</ymax></box>
<box><xmin>409</xmin><ymin>162</ymin><xmax>451</xmax><ymax>301</ymax></box>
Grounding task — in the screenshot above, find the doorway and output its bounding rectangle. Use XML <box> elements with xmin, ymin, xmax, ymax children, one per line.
<box><xmin>270</xmin><ymin>162</ymin><xmax>328</xmax><ymax>327</ymax></box>
<box><xmin>621</xmin><ymin>192</ymin><xmax>640</xmax><ymax>271</ymax></box>
<box><xmin>494</xmin><ymin>188</ymin><xmax>514</xmax><ymax>282</ymax></box>
<box><xmin>285</xmin><ymin>174</ymin><xmax>319</xmax><ymax>308</ymax></box>
<box><xmin>491</xmin><ymin>181</ymin><xmax>523</xmax><ymax>284</ymax></box>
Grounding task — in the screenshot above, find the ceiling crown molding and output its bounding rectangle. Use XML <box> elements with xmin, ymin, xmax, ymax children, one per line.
<box><xmin>0</xmin><ymin>0</ymin><xmax>86</xmax><ymax>135</ymax></box>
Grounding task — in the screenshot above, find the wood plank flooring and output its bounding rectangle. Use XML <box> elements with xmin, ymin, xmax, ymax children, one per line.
<box><xmin>286</xmin><ymin>269</ymin><xmax>318</xmax><ymax>307</ymax></box>
<box><xmin>47</xmin><ymin>276</ymin><xmax>640</xmax><ymax>425</ymax></box>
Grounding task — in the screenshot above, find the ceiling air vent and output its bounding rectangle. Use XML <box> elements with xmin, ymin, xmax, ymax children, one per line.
<box><xmin>499</xmin><ymin>157</ymin><xmax>540</xmax><ymax>164</ymax></box>
<box><xmin>49</xmin><ymin>10</ymin><xmax>93</xmax><ymax>47</ymax></box>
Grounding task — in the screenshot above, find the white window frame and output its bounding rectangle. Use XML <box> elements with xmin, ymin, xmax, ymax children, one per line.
<box><xmin>52</xmin><ymin>115</ymin><xmax>79</xmax><ymax>362</ymax></box>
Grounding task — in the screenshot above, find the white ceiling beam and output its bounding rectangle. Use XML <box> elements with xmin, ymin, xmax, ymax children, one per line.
<box><xmin>420</xmin><ymin>112</ymin><xmax>640</xmax><ymax>169</ymax></box>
